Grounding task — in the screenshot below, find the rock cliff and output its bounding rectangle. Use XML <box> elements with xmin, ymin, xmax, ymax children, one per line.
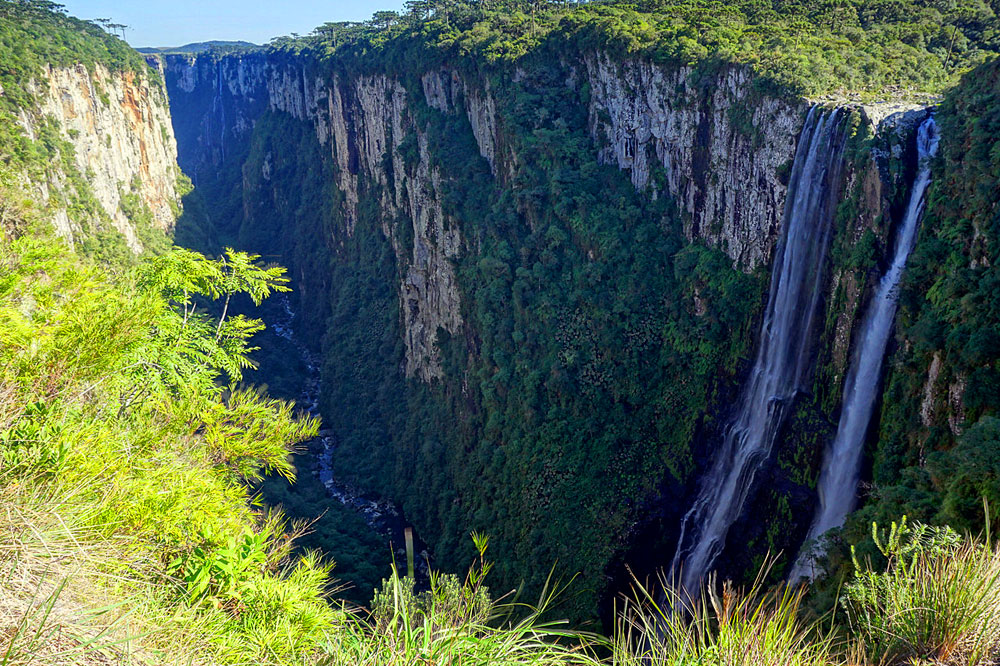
<box><xmin>585</xmin><ymin>54</ymin><xmax>805</xmax><ymax>270</ymax></box>
<box><xmin>167</xmin><ymin>55</ymin><xmax>468</xmax><ymax>380</ymax></box>
<box><xmin>162</xmin><ymin>45</ymin><xmax>932</xmax><ymax>614</ymax></box>
<box><xmin>164</xmin><ymin>51</ymin><xmax>813</xmax><ymax>379</ymax></box>
<box><xmin>18</xmin><ymin>62</ymin><xmax>181</xmax><ymax>250</ymax></box>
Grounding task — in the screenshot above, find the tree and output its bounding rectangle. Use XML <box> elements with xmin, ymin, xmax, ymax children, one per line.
<box><xmin>133</xmin><ymin>247</ymin><xmax>290</xmax><ymax>402</ymax></box>
<box><xmin>372</xmin><ymin>10</ymin><xmax>401</xmax><ymax>29</ymax></box>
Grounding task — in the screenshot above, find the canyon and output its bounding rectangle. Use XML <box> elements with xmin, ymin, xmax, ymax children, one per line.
<box><xmin>154</xmin><ymin>44</ymin><xmax>942</xmax><ymax>615</ymax></box>
<box><xmin>5</xmin><ymin>3</ymin><xmax>1000</xmax><ymax>660</ymax></box>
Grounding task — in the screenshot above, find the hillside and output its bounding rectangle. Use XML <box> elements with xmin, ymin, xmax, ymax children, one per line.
<box><xmin>136</xmin><ymin>41</ymin><xmax>258</xmax><ymax>55</ymax></box>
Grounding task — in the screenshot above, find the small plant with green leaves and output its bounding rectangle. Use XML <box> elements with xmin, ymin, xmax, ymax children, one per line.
<box><xmin>845</xmin><ymin>516</ymin><xmax>1000</xmax><ymax>665</ymax></box>
<box><xmin>0</xmin><ymin>231</ymin><xmax>336</xmax><ymax>664</ymax></box>
<box><xmin>325</xmin><ymin>533</ymin><xmax>602</xmax><ymax>665</ymax></box>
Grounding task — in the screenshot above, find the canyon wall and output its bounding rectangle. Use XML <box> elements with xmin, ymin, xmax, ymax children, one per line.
<box><xmin>17</xmin><ymin>61</ymin><xmax>181</xmax><ymax>250</ymax></box>
<box><xmin>165</xmin><ymin>51</ymin><xmax>811</xmax><ymax>376</ymax></box>
<box><xmin>162</xmin><ymin>46</ymin><xmax>930</xmax><ymax>615</ymax></box>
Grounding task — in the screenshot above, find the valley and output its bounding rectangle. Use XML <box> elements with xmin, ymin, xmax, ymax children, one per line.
<box><xmin>2</xmin><ymin>0</ymin><xmax>1000</xmax><ymax>663</ymax></box>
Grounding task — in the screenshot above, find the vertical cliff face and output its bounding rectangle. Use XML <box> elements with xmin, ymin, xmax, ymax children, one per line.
<box><xmin>18</xmin><ymin>62</ymin><xmax>181</xmax><ymax>249</ymax></box>
<box><xmin>164</xmin><ymin>53</ymin><xmax>271</xmax><ymax>182</ymax></box>
<box><xmin>324</xmin><ymin>72</ymin><xmax>465</xmax><ymax>381</ymax></box>
<box><xmin>167</xmin><ymin>54</ymin><xmax>465</xmax><ymax>380</ymax></box>
<box><xmin>585</xmin><ymin>54</ymin><xmax>805</xmax><ymax>270</ymax></box>
<box><xmin>275</xmin><ymin>71</ymin><xmax>465</xmax><ymax>381</ymax></box>
<box><xmin>166</xmin><ymin>51</ymin><xmax>810</xmax><ymax>381</ymax></box>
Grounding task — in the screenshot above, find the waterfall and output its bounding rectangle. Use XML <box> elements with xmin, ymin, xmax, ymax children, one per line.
<box><xmin>789</xmin><ymin>115</ymin><xmax>940</xmax><ymax>582</ymax></box>
<box><xmin>215</xmin><ymin>62</ymin><xmax>225</xmax><ymax>160</ymax></box>
<box><xmin>670</xmin><ymin>107</ymin><xmax>848</xmax><ymax>594</ymax></box>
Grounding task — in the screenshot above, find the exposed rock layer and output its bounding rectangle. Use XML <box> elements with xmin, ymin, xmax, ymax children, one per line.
<box><xmin>22</xmin><ymin>62</ymin><xmax>181</xmax><ymax>249</ymax></box>
<box><xmin>162</xmin><ymin>48</ymin><xmax>932</xmax><ymax>608</ymax></box>
<box><xmin>585</xmin><ymin>54</ymin><xmax>806</xmax><ymax>270</ymax></box>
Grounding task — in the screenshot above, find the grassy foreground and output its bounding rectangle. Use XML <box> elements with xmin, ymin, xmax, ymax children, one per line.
<box><xmin>2</xmin><ymin>181</ymin><xmax>1000</xmax><ymax>665</ymax></box>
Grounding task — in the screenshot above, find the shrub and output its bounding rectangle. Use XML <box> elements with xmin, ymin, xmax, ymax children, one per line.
<box><xmin>321</xmin><ymin>534</ymin><xmax>602</xmax><ymax>665</ymax></box>
<box><xmin>845</xmin><ymin>517</ymin><xmax>1000</xmax><ymax>665</ymax></box>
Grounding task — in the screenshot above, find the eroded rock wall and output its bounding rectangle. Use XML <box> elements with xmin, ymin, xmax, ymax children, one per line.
<box><xmin>165</xmin><ymin>51</ymin><xmax>817</xmax><ymax>379</ymax></box>
<box><xmin>22</xmin><ymin>62</ymin><xmax>181</xmax><ymax>249</ymax></box>
<box><xmin>166</xmin><ymin>54</ymin><xmax>464</xmax><ymax>381</ymax></box>
<box><xmin>585</xmin><ymin>54</ymin><xmax>806</xmax><ymax>270</ymax></box>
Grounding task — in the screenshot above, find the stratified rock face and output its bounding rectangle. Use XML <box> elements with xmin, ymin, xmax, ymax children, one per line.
<box><xmin>585</xmin><ymin>54</ymin><xmax>806</xmax><ymax>270</ymax></box>
<box><xmin>322</xmin><ymin>73</ymin><xmax>464</xmax><ymax>382</ymax></box>
<box><xmin>166</xmin><ymin>51</ymin><xmax>919</xmax><ymax>390</ymax></box>
<box><xmin>166</xmin><ymin>51</ymin><xmax>817</xmax><ymax>379</ymax></box>
<box><xmin>25</xmin><ymin>62</ymin><xmax>181</xmax><ymax>249</ymax></box>
<box><xmin>166</xmin><ymin>54</ymin><xmax>464</xmax><ymax>381</ymax></box>
<box><xmin>163</xmin><ymin>53</ymin><xmax>270</xmax><ymax>180</ymax></box>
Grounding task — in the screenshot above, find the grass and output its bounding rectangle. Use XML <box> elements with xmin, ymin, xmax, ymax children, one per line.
<box><xmin>845</xmin><ymin>518</ymin><xmax>1000</xmax><ymax>666</ymax></box>
<box><xmin>3</xmin><ymin>226</ymin><xmax>999</xmax><ymax>666</ymax></box>
<box><xmin>0</xmin><ymin>476</ymin><xmax>198</xmax><ymax>666</ymax></box>
<box><xmin>613</xmin><ymin>565</ymin><xmax>840</xmax><ymax>666</ymax></box>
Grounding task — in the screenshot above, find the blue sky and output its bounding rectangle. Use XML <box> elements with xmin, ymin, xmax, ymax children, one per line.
<box><xmin>59</xmin><ymin>0</ymin><xmax>407</xmax><ymax>48</ymax></box>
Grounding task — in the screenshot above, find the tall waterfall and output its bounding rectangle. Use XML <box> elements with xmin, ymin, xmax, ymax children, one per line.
<box><xmin>215</xmin><ymin>62</ymin><xmax>226</xmax><ymax>160</ymax></box>
<box><xmin>789</xmin><ymin>115</ymin><xmax>940</xmax><ymax>582</ymax></box>
<box><xmin>670</xmin><ymin>108</ymin><xmax>847</xmax><ymax>593</ymax></box>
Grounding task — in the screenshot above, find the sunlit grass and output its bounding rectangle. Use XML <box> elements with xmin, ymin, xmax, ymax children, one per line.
<box><xmin>845</xmin><ymin>518</ymin><xmax>1000</xmax><ymax>666</ymax></box>
<box><xmin>612</xmin><ymin>564</ymin><xmax>841</xmax><ymax>666</ymax></box>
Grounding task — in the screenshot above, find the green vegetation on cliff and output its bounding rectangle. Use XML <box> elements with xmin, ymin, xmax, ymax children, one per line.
<box><xmin>855</xmin><ymin>54</ymin><xmax>1000</xmax><ymax>543</ymax></box>
<box><xmin>173</xmin><ymin>0</ymin><xmax>1000</xmax><ymax>624</ymax></box>
<box><xmin>0</xmin><ymin>0</ymin><xmax>173</xmax><ymax>262</ymax></box>
<box><xmin>215</xmin><ymin>58</ymin><xmax>767</xmax><ymax>619</ymax></box>
<box><xmin>6</xmin><ymin>1</ymin><xmax>1000</xmax><ymax>664</ymax></box>
<box><xmin>268</xmin><ymin>0</ymin><xmax>999</xmax><ymax>98</ymax></box>
<box><xmin>0</xmin><ymin>0</ymin><xmax>154</xmax><ymax>144</ymax></box>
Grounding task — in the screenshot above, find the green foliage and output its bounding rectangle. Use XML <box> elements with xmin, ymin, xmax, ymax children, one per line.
<box><xmin>613</xmin><ymin>562</ymin><xmax>838</xmax><ymax>666</ymax></box>
<box><xmin>371</xmin><ymin>534</ymin><xmax>494</xmax><ymax>634</ymax></box>
<box><xmin>135</xmin><ymin>247</ymin><xmax>291</xmax><ymax>398</ymax></box>
<box><xmin>861</xmin><ymin>56</ymin><xmax>1000</xmax><ymax>555</ymax></box>
<box><xmin>265</xmin><ymin>0</ymin><xmax>999</xmax><ymax>99</ymax></box>
<box><xmin>202</xmin><ymin>386</ymin><xmax>317</xmax><ymax>483</ymax></box>
<box><xmin>0</xmin><ymin>226</ymin><xmax>331</xmax><ymax>663</ymax></box>
<box><xmin>323</xmin><ymin>535</ymin><xmax>601</xmax><ymax>665</ymax></box>
<box><xmin>845</xmin><ymin>518</ymin><xmax>1000</xmax><ymax>665</ymax></box>
<box><xmin>930</xmin><ymin>418</ymin><xmax>1000</xmax><ymax>531</ymax></box>
<box><xmin>169</xmin><ymin>524</ymin><xmax>274</xmax><ymax>602</ymax></box>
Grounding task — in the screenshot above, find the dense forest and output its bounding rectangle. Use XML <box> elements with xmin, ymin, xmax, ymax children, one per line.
<box><xmin>3</xmin><ymin>0</ymin><xmax>1000</xmax><ymax>663</ymax></box>
<box><xmin>264</xmin><ymin>0</ymin><xmax>998</xmax><ymax>96</ymax></box>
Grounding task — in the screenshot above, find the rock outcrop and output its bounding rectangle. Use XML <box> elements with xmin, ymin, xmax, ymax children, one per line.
<box><xmin>166</xmin><ymin>55</ymin><xmax>464</xmax><ymax>381</ymax></box>
<box><xmin>585</xmin><ymin>54</ymin><xmax>806</xmax><ymax>270</ymax></box>
<box><xmin>20</xmin><ymin>62</ymin><xmax>181</xmax><ymax>249</ymax></box>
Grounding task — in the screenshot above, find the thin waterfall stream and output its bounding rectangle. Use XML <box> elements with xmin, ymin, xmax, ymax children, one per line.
<box><xmin>670</xmin><ymin>107</ymin><xmax>848</xmax><ymax>593</ymax></box>
<box><xmin>789</xmin><ymin>115</ymin><xmax>940</xmax><ymax>582</ymax></box>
